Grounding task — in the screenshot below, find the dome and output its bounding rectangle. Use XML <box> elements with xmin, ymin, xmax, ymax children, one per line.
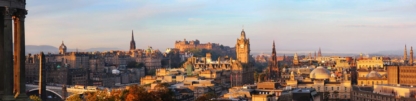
<box><xmin>112</xmin><ymin>69</ymin><xmax>120</xmax><ymax>75</ymax></box>
<box><xmin>309</xmin><ymin>66</ymin><xmax>331</xmax><ymax>79</ymax></box>
<box><xmin>59</xmin><ymin>41</ymin><xmax>67</xmax><ymax>50</ymax></box>
<box><xmin>366</xmin><ymin>70</ymin><xmax>382</xmax><ymax>78</ymax></box>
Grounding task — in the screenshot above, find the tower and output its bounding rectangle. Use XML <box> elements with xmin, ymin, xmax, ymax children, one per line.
<box><xmin>59</xmin><ymin>41</ymin><xmax>67</xmax><ymax>54</ymax></box>
<box><xmin>232</xmin><ymin>28</ymin><xmax>254</xmax><ymax>86</ymax></box>
<box><xmin>236</xmin><ymin>29</ymin><xmax>250</xmax><ymax>64</ymax></box>
<box><xmin>130</xmin><ymin>30</ymin><xmax>136</xmax><ymax>50</ymax></box>
<box><xmin>410</xmin><ymin>46</ymin><xmax>414</xmax><ymax>66</ymax></box>
<box><xmin>318</xmin><ymin>47</ymin><xmax>322</xmax><ymax>57</ymax></box>
<box><xmin>404</xmin><ymin>45</ymin><xmax>408</xmax><ymax>61</ymax></box>
<box><xmin>293</xmin><ymin>53</ymin><xmax>299</xmax><ymax>66</ymax></box>
<box><xmin>268</xmin><ymin>41</ymin><xmax>280</xmax><ymax>81</ymax></box>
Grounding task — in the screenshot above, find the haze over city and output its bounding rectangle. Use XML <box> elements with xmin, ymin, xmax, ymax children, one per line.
<box><xmin>5</xmin><ymin>0</ymin><xmax>416</xmax><ymax>100</ymax></box>
<box><xmin>26</xmin><ymin>0</ymin><xmax>416</xmax><ymax>54</ymax></box>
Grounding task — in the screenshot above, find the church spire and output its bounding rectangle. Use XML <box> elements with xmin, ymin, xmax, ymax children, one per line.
<box><xmin>410</xmin><ymin>46</ymin><xmax>413</xmax><ymax>65</ymax></box>
<box><xmin>272</xmin><ymin>40</ymin><xmax>276</xmax><ymax>59</ymax></box>
<box><xmin>130</xmin><ymin>30</ymin><xmax>136</xmax><ymax>50</ymax></box>
<box><xmin>131</xmin><ymin>30</ymin><xmax>134</xmax><ymax>41</ymax></box>
<box><xmin>318</xmin><ymin>47</ymin><xmax>322</xmax><ymax>57</ymax></box>
<box><xmin>404</xmin><ymin>44</ymin><xmax>408</xmax><ymax>61</ymax></box>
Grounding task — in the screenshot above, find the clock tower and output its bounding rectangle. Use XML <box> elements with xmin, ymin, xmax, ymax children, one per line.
<box><xmin>236</xmin><ymin>29</ymin><xmax>250</xmax><ymax>64</ymax></box>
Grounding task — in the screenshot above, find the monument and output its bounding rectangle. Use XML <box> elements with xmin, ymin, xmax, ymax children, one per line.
<box><xmin>0</xmin><ymin>0</ymin><xmax>28</xmax><ymax>101</ymax></box>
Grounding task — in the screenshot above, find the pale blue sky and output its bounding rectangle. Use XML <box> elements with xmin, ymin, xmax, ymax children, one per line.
<box><xmin>26</xmin><ymin>0</ymin><xmax>416</xmax><ymax>53</ymax></box>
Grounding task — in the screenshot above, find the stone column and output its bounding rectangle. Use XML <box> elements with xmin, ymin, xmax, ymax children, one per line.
<box><xmin>15</xmin><ymin>9</ymin><xmax>27</xmax><ymax>101</ymax></box>
<box><xmin>13</xmin><ymin>13</ymin><xmax>19</xmax><ymax>97</ymax></box>
<box><xmin>1</xmin><ymin>7</ymin><xmax>16</xmax><ymax>101</ymax></box>
<box><xmin>39</xmin><ymin>52</ymin><xmax>46</xmax><ymax>101</ymax></box>
<box><xmin>0</xmin><ymin>7</ymin><xmax>4</xmax><ymax>98</ymax></box>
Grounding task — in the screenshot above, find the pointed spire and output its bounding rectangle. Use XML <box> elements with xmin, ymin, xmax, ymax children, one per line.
<box><xmin>272</xmin><ymin>40</ymin><xmax>276</xmax><ymax>53</ymax></box>
<box><xmin>283</xmin><ymin>54</ymin><xmax>286</xmax><ymax>60</ymax></box>
<box><xmin>318</xmin><ymin>47</ymin><xmax>322</xmax><ymax>57</ymax></box>
<box><xmin>131</xmin><ymin>30</ymin><xmax>134</xmax><ymax>41</ymax></box>
<box><xmin>410</xmin><ymin>46</ymin><xmax>414</xmax><ymax>65</ymax></box>
<box><xmin>130</xmin><ymin>30</ymin><xmax>136</xmax><ymax>50</ymax></box>
<box><xmin>404</xmin><ymin>44</ymin><xmax>408</xmax><ymax>61</ymax></box>
<box><xmin>240</xmin><ymin>28</ymin><xmax>246</xmax><ymax>39</ymax></box>
<box><xmin>271</xmin><ymin>40</ymin><xmax>277</xmax><ymax>62</ymax></box>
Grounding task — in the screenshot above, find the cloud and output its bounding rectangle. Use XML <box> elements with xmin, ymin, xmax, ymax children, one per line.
<box><xmin>343</xmin><ymin>23</ymin><xmax>416</xmax><ymax>28</ymax></box>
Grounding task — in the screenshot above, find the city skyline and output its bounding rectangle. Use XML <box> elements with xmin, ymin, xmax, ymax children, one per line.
<box><xmin>26</xmin><ymin>0</ymin><xmax>416</xmax><ymax>53</ymax></box>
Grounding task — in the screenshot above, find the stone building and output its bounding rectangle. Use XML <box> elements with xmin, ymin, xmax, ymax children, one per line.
<box><xmin>351</xmin><ymin>85</ymin><xmax>416</xmax><ymax>101</ymax></box>
<box><xmin>25</xmin><ymin>33</ymin><xmax>162</xmax><ymax>87</ymax></box>
<box><xmin>174</xmin><ymin>39</ymin><xmax>220</xmax><ymax>52</ymax></box>
<box><xmin>286</xmin><ymin>66</ymin><xmax>352</xmax><ymax>100</ymax></box>
<box><xmin>357</xmin><ymin>70</ymin><xmax>388</xmax><ymax>86</ymax></box>
<box><xmin>357</xmin><ymin>56</ymin><xmax>389</xmax><ymax>69</ymax></box>
<box><xmin>178</xmin><ymin>29</ymin><xmax>254</xmax><ymax>87</ymax></box>
<box><xmin>387</xmin><ymin>66</ymin><xmax>416</xmax><ymax>85</ymax></box>
<box><xmin>174</xmin><ymin>38</ymin><xmax>236</xmax><ymax>59</ymax></box>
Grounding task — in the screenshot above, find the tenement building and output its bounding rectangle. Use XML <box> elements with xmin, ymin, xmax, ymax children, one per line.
<box><xmin>25</xmin><ymin>32</ymin><xmax>162</xmax><ymax>86</ymax></box>
<box><xmin>387</xmin><ymin>66</ymin><xmax>416</xmax><ymax>85</ymax></box>
<box><xmin>286</xmin><ymin>66</ymin><xmax>352</xmax><ymax>100</ymax></box>
<box><xmin>351</xmin><ymin>85</ymin><xmax>416</xmax><ymax>101</ymax></box>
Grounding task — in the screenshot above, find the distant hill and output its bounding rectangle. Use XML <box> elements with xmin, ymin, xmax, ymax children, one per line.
<box><xmin>25</xmin><ymin>45</ymin><xmax>121</xmax><ymax>55</ymax></box>
<box><xmin>374</xmin><ymin>50</ymin><xmax>403</xmax><ymax>55</ymax></box>
<box><xmin>84</xmin><ymin>47</ymin><xmax>120</xmax><ymax>52</ymax></box>
<box><xmin>26</xmin><ymin>45</ymin><xmax>58</xmax><ymax>54</ymax></box>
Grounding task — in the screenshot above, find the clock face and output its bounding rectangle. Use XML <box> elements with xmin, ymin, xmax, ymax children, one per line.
<box><xmin>240</xmin><ymin>44</ymin><xmax>244</xmax><ymax>48</ymax></box>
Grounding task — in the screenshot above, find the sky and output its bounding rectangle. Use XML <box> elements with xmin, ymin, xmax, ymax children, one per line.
<box><xmin>26</xmin><ymin>0</ymin><xmax>416</xmax><ymax>54</ymax></box>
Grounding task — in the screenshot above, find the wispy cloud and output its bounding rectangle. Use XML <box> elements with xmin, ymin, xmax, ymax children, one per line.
<box><xmin>25</xmin><ymin>0</ymin><xmax>416</xmax><ymax>53</ymax></box>
<box><xmin>343</xmin><ymin>23</ymin><xmax>416</xmax><ymax>28</ymax></box>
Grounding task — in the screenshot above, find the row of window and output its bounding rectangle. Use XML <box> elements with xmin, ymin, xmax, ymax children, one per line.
<box><xmin>400</xmin><ymin>70</ymin><xmax>416</xmax><ymax>73</ymax></box>
<box><xmin>352</xmin><ymin>92</ymin><xmax>398</xmax><ymax>101</ymax></box>
<box><xmin>360</xmin><ymin>81</ymin><xmax>386</xmax><ymax>85</ymax></box>
<box><xmin>313</xmin><ymin>86</ymin><xmax>349</xmax><ymax>91</ymax></box>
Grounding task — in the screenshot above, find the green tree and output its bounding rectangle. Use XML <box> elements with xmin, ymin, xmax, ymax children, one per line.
<box><xmin>85</xmin><ymin>92</ymin><xmax>98</xmax><ymax>101</ymax></box>
<box><xmin>127</xmin><ymin>61</ymin><xmax>144</xmax><ymax>68</ymax></box>
<box><xmin>152</xmin><ymin>83</ymin><xmax>175</xmax><ymax>101</ymax></box>
<box><xmin>66</xmin><ymin>94</ymin><xmax>82</xmax><ymax>101</ymax></box>
<box><xmin>259</xmin><ymin>73</ymin><xmax>266</xmax><ymax>82</ymax></box>
<box><xmin>29</xmin><ymin>95</ymin><xmax>42</xmax><ymax>101</ymax></box>
<box><xmin>196</xmin><ymin>92</ymin><xmax>217</xmax><ymax>101</ymax></box>
<box><xmin>254</xmin><ymin>71</ymin><xmax>259</xmax><ymax>82</ymax></box>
